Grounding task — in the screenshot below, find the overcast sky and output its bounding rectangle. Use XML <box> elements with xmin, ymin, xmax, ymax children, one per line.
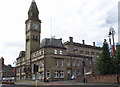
<box><xmin>0</xmin><ymin>0</ymin><xmax>119</xmax><ymax>65</ymax></box>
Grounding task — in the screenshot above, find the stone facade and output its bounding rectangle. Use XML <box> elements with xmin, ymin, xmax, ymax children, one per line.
<box><xmin>16</xmin><ymin>0</ymin><xmax>102</xmax><ymax>81</ymax></box>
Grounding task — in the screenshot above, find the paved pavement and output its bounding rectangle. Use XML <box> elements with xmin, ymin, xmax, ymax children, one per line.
<box><xmin>15</xmin><ymin>80</ymin><xmax>83</xmax><ymax>85</ymax></box>
<box><xmin>0</xmin><ymin>84</ymin><xmax>120</xmax><ymax>87</ymax></box>
<box><xmin>0</xmin><ymin>80</ymin><xmax>120</xmax><ymax>87</ymax></box>
<box><xmin>14</xmin><ymin>80</ymin><xmax>120</xmax><ymax>87</ymax></box>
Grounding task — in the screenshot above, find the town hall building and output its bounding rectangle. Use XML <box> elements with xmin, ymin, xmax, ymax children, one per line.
<box><xmin>16</xmin><ymin>0</ymin><xmax>102</xmax><ymax>81</ymax></box>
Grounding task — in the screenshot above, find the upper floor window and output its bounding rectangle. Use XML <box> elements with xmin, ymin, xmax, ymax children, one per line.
<box><xmin>60</xmin><ymin>60</ymin><xmax>63</xmax><ymax>67</ymax></box>
<box><xmin>27</xmin><ymin>35</ymin><xmax>29</xmax><ymax>38</ymax></box>
<box><xmin>36</xmin><ymin>36</ymin><xmax>38</xmax><ymax>39</ymax></box>
<box><xmin>22</xmin><ymin>58</ymin><xmax>25</xmax><ymax>62</ymax></box>
<box><xmin>67</xmin><ymin>60</ymin><xmax>71</xmax><ymax>67</ymax></box>
<box><xmin>39</xmin><ymin>61</ymin><xmax>44</xmax><ymax>68</ymax></box>
<box><xmin>22</xmin><ymin>66</ymin><xmax>24</xmax><ymax>72</ymax></box>
<box><xmin>89</xmin><ymin>60</ymin><xmax>92</xmax><ymax>65</ymax></box>
<box><xmin>54</xmin><ymin>50</ymin><xmax>57</xmax><ymax>54</ymax></box>
<box><xmin>33</xmin><ymin>53</ymin><xmax>36</xmax><ymax>57</ymax></box>
<box><xmin>85</xmin><ymin>51</ymin><xmax>89</xmax><ymax>56</ymax></box>
<box><xmin>39</xmin><ymin>50</ymin><xmax>41</xmax><ymax>55</ymax></box>
<box><xmin>77</xmin><ymin>60</ymin><xmax>80</xmax><ymax>66</ymax></box>
<box><xmin>32</xmin><ymin>35</ymin><xmax>35</xmax><ymax>39</ymax></box>
<box><xmin>91</xmin><ymin>52</ymin><xmax>95</xmax><ymax>56</ymax></box>
<box><xmin>55</xmin><ymin>60</ymin><xmax>59</xmax><ymax>67</ymax></box>
<box><xmin>73</xmin><ymin>60</ymin><xmax>75</xmax><ymax>66</ymax></box>
<box><xmin>96</xmin><ymin>53</ymin><xmax>100</xmax><ymax>56</ymax></box>
<box><xmin>80</xmin><ymin>50</ymin><xmax>84</xmax><ymax>55</ymax></box>
<box><xmin>41</xmin><ymin>50</ymin><xmax>44</xmax><ymax>55</ymax></box>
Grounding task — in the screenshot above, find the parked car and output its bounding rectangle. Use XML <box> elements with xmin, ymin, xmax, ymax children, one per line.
<box><xmin>70</xmin><ymin>75</ymin><xmax>76</xmax><ymax>80</ymax></box>
<box><xmin>2</xmin><ymin>79</ymin><xmax>15</xmax><ymax>84</ymax></box>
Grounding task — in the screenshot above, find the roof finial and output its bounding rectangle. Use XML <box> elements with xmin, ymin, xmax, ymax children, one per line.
<box><xmin>32</xmin><ymin>0</ymin><xmax>35</xmax><ymax>2</ymax></box>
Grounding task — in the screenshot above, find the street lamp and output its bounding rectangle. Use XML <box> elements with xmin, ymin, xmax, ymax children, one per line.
<box><xmin>44</xmin><ymin>50</ymin><xmax>46</xmax><ymax>82</ymax></box>
<box><xmin>13</xmin><ymin>61</ymin><xmax>17</xmax><ymax>81</ymax></box>
<box><xmin>82</xmin><ymin>58</ymin><xmax>86</xmax><ymax>83</ymax></box>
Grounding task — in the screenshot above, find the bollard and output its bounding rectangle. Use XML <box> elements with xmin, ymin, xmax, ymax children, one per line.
<box><xmin>35</xmin><ymin>80</ymin><xmax>38</xmax><ymax>86</ymax></box>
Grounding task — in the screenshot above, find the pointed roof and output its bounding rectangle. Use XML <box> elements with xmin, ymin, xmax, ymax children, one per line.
<box><xmin>32</xmin><ymin>0</ymin><xmax>35</xmax><ymax>2</ymax></box>
<box><xmin>28</xmin><ymin>0</ymin><xmax>39</xmax><ymax>14</ymax></box>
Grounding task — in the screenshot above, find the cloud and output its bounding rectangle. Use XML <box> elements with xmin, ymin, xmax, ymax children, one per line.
<box><xmin>0</xmin><ymin>0</ymin><xmax>119</xmax><ymax>65</ymax></box>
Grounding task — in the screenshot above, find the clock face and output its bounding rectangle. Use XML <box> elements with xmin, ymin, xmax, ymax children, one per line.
<box><xmin>32</xmin><ymin>24</ymin><xmax>38</xmax><ymax>30</ymax></box>
<box><xmin>27</xmin><ymin>23</ymin><xmax>31</xmax><ymax>30</ymax></box>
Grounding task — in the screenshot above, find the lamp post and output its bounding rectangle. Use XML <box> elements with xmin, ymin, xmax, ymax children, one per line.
<box><xmin>13</xmin><ymin>61</ymin><xmax>17</xmax><ymax>81</ymax></box>
<box><xmin>82</xmin><ymin>58</ymin><xmax>86</xmax><ymax>83</ymax></box>
<box><xmin>44</xmin><ymin>50</ymin><xmax>46</xmax><ymax>82</ymax></box>
<box><xmin>70</xmin><ymin>54</ymin><xmax>73</xmax><ymax>78</ymax></box>
<box><xmin>91</xmin><ymin>56</ymin><xmax>94</xmax><ymax>76</ymax></box>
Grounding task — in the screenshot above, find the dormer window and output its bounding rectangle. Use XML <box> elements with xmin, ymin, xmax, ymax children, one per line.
<box><xmin>54</xmin><ymin>50</ymin><xmax>57</xmax><ymax>54</ymax></box>
<box><xmin>60</xmin><ymin>50</ymin><xmax>62</xmax><ymax>55</ymax></box>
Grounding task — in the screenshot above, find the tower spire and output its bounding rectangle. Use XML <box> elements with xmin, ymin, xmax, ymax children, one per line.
<box><xmin>32</xmin><ymin>0</ymin><xmax>35</xmax><ymax>2</ymax></box>
<box><xmin>28</xmin><ymin>0</ymin><xmax>39</xmax><ymax>14</ymax></box>
<box><xmin>26</xmin><ymin>0</ymin><xmax>41</xmax><ymax>22</ymax></box>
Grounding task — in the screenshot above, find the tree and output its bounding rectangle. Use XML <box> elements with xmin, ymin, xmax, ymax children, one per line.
<box><xmin>115</xmin><ymin>45</ymin><xmax>120</xmax><ymax>74</ymax></box>
<box><xmin>96</xmin><ymin>39</ymin><xmax>114</xmax><ymax>75</ymax></box>
<box><xmin>116</xmin><ymin>45</ymin><xmax>120</xmax><ymax>62</ymax></box>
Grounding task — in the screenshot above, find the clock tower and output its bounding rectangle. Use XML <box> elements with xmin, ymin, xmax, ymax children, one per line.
<box><xmin>25</xmin><ymin>0</ymin><xmax>41</xmax><ymax>61</ymax></box>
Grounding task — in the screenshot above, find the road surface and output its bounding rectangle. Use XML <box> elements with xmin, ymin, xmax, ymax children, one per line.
<box><xmin>0</xmin><ymin>84</ymin><xmax>119</xmax><ymax>87</ymax></box>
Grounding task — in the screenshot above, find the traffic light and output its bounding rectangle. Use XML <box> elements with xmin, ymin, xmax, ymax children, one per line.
<box><xmin>33</xmin><ymin>64</ymin><xmax>38</xmax><ymax>73</ymax></box>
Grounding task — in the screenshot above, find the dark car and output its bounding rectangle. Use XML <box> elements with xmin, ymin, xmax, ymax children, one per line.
<box><xmin>2</xmin><ymin>79</ymin><xmax>15</xmax><ymax>84</ymax></box>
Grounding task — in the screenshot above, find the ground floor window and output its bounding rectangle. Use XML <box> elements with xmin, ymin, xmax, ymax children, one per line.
<box><xmin>55</xmin><ymin>71</ymin><xmax>59</xmax><ymax>78</ymax></box>
<box><xmin>60</xmin><ymin>71</ymin><xmax>64</xmax><ymax>78</ymax></box>
<box><xmin>46</xmin><ymin>71</ymin><xmax>50</xmax><ymax>78</ymax></box>
<box><xmin>55</xmin><ymin>70</ymin><xmax>64</xmax><ymax>79</ymax></box>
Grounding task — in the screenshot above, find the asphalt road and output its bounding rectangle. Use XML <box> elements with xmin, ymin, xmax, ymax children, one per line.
<box><xmin>0</xmin><ymin>84</ymin><xmax>119</xmax><ymax>87</ymax></box>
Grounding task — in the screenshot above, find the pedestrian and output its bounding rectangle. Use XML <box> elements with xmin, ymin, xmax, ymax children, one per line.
<box><xmin>117</xmin><ymin>75</ymin><xmax>119</xmax><ymax>84</ymax></box>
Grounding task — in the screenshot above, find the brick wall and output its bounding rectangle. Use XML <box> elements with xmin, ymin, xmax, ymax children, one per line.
<box><xmin>77</xmin><ymin>75</ymin><xmax>119</xmax><ymax>84</ymax></box>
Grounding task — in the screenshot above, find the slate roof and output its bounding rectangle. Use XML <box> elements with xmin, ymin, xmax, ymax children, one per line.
<box><xmin>40</xmin><ymin>38</ymin><xmax>64</xmax><ymax>48</ymax></box>
<box><xmin>18</xmin><ymin>51</ymin><xmax>25</xmax><ymax>58</ymax></box>
<box><xmin>64</xmin><ymin>41</ymin><xmax>101</xmax><ymax>50</ymax></box>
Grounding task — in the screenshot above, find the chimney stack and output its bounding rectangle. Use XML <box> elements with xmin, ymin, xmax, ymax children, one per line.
<box><xmin>69</xmin><ymin>37</ymin><xmax>73</xmax><ymax>42</ymax></box>
<box><xmin>0</xmin><ymin>57</ymin><xmax>4</xmax><ymax>70</ymax></box>
<box><xmin>93</xmin><ymin>42</ymin><xmax>95</xmax><ymax>46</ymax></box>
<box><xmin>82</xmin><ymin>40</ymin><xmax>85</xmax><ymax>44</ymax></box>
<box><xmin>60</xmin><ymin>38</ymin><xmax>62</xmax><ymax>40</ymax></box>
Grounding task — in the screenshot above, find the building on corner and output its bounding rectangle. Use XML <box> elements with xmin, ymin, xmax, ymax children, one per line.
<box><xmin>0</xmin><ymin>57</ymin><xmax>16</xmax><ymax>80</ymax></box>
<box><xmin>16</xmin><ymin>0</ymin><xmax>102</xmax><ymax>81</ymax></box>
